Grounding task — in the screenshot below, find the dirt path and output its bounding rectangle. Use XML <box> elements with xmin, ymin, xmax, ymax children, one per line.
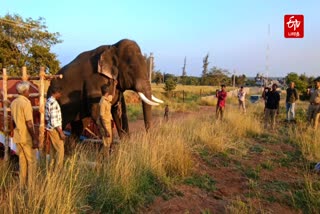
<box><xmin>129</xmin><ymin>106</ymin><xmax>215</xmax><ymax>133</ymax></box>
<box><xmin>135</xmin><ymin>106</ymin><xmax>308</xmax><ymax>213</ymax></box>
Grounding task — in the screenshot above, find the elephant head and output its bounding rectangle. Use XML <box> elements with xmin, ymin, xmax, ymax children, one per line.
<box><xmin>96</xmin><ymin>40</ymin><xmax>162</xmax><ymax>131</ymax></box>
<box><xmin>48</xmin><ymin>39</ymin><xmax>163</xmax><ymax>137</ymax></box>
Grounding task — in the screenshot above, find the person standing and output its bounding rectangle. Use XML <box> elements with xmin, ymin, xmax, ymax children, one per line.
<box><xmin>264</xmin><ymin>84</ymin><xmax>280</xmax><ymax>131</ymax></box>
<box><xmin>45</xmin><ymin>86</ymin><xmax>65</xmax><ymax>170</ymax></box>
<box><xmin>238</xmin><ymin>86</ymin><xmax>246</xmax><ymax>113</ymax></box>
<box><xmin>164</xmin><ymin>104</ymin><xmax>169</xmax><ymax>121</ymax></box>
<box><xmin>307</xmin><ymin>79</ymin><xmax>320</xmax><ymax>129</ymax></box>
<box><xmin>286</xmin><ymin>82</ymin><xmax>298</xmax><ymax>122</ymax></box>
<box><xmin>97</xmin><ymin>84</ymin><xmax>114</xmax><ymax>156</ymax></box>
<box><xmin>216</xmin><ymin>85</ymin><xmax>227</xmax><ymax>120</ymax></box>
<box><xmin>262</xmin><ymin>87</ymin><xmax>271</xmax><ymax>112</ymax></box>
<box><xmin>10</xmin><ymin>81</ymin><xmax>39</xmax><ymax>187</ymax></box>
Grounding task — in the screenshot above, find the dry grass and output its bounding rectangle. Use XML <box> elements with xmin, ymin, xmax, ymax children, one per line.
<box><xmin>287</xmin><ymin>123</ymin><xmax>320</xmax><ymax>162</ymax></box>
<box><xmin>0</xmin><ymin>104</ymin><xmax>264</xmax><ymax>213</ymax></box>
<box><xmin>1</xmin><ymin>87</ymin><xmax>319</xmax><ymax>212</ymax></box>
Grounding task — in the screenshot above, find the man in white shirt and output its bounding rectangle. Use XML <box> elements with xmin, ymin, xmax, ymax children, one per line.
<box><xmin>238</xmin><ymin>86</ymin><xmax>246</xmax><ymax>113</ymax></box>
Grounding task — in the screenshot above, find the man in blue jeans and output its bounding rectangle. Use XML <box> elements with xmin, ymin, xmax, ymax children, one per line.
<box><xmin>286</xmin><ymin>82</ymin><xmax>298</xmax><ymax>122</ymax></box>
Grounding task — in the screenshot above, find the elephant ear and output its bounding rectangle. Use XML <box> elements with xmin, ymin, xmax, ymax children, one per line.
<box><xmin>97</xmin><ymin>47</ymin><xmax>119</xmax><ymax>80</ymax></box>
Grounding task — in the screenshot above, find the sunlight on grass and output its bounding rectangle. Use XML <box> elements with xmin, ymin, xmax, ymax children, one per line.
<box><xmin>288</xmin><ymin>126</ymin><xmax>320</xmax><ymax>162</ymax></box>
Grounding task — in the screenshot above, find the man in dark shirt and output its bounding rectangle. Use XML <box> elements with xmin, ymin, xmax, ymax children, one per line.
<box><xmin>264</xmin><ymin>84</ymin><xmax>280</xmax><ymax>130</ymax></box>
<box><xmin>286</xmin><ymin>82</ymin><xmax>298</xmax><ymax>122</ymax></box>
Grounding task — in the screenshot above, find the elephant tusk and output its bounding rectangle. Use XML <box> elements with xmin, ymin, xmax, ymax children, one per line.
<box><xmin>151</xmin><ymin>95</ymin><xmax>164</xmax><ymax>104</ymax></box>
<box><xmin>138</xmin><ymin>92</ymin><xmax>159</xmax><ymax>106</ymax></box>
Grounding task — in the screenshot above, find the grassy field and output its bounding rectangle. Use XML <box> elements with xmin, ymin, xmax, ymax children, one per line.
<box><xmin>1</xmin><ymin>86</ymin><xmax>320</xmax><ymax>213</ymax></box>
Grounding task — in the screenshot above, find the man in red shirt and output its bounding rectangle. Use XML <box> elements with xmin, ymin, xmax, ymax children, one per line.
<box><xmin>216</xmin><ymin>84</ymin><xmax>227</xmax><ymax>120</ymax></box>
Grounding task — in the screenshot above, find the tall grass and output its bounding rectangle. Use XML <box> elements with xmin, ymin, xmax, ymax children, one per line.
<box><xmin>0</xmin><ymin>103</ymin><xmax>291</xmax><ymax>213</ymax></box>
<box><xmin>287</xmin><ymin>125</ymin><xmax>320</xmax><ymax>162</ymax></box>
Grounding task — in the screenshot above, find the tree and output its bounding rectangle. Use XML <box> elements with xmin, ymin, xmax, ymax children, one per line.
<box><xmin>0</xmin><ymin>14</ymin><xmax>62</xmax><ymax>75</ymax></box>
<box><xmin>205</xmin><ymin>67</ymin><xmax>230</xmax><ymax>86</ymax></box>
<box><xmin>201</xmin><ymin>53</ymin><xmax>209</xmax><ymax>85</ymax></box>
<box><xmin>285</xmin><ymin>72</ymin><xmax>308</xmax><ymax>92</ymax></box>
<box><xmin>230</xmin><ymin>74</ymin><xmax>247</xmax><ymax>86</ymax></box>
<box><xmin>164</xmin><ymin>77</ymin><xmax>177</xmax><ymax>92</ymax></box>
<box><xmin>153</xmin><ymin>70</ymin><xmax>163</xmax><ymax>85</ymax></box>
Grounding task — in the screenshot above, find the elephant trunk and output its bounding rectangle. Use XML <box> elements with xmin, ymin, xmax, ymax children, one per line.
<box><xmin>138</xmin><ymin>80</ymin><xmax>153</xmax><ymax>131</ymax></box>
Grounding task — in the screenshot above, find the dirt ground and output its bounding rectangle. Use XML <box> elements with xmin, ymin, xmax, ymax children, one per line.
<box><xmin>129</xmin><ymin>106</ymin><xmax>308</xmax><ymax>214</ymax></box>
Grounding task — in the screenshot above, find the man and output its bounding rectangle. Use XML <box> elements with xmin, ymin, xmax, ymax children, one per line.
<box><xmin>238</xmin><ymin>86</ymin><xmax>246</xmax><ymax>113</ymax></box>
<box><xmin>97</xmin><ymin>84</ymin><xmax>114</xmax><ymax>156</ymax></box>
<box><xmin>307</xmin><ymin>79</ymin><xmax>320</xmax><ymax>129</ymax></box>
<box><xmin>10</xmin><ymin>81</ymin><xmax>38</xmax><ymax>187</ymax></box>
<box><xmin>262</xmin><ymin>87</ymin><xmax>271</xmax><ymax>112</ymax></box>
<box><xmin>286</xmin><ymin>82</ymin><xmax>298</xmax><ymax>122</ymax></box>
<box><xmin>45</xmin><ymin>86</ymin><xmax>65</xmax><ymax>170</ymax></box>
<box><xmin>264</xmin><ymin>83</ymin><xmax>280</xmax><ymax>131</ymax></box>
<box><xmin>216</xmin><ymin>85</ymin><xmax>227</xmax><ymax>120</ymax></box>
<box><xmin>164</xmin><ymin>105</ymin><xmax>169</xmax><ymax>121</ymax></box>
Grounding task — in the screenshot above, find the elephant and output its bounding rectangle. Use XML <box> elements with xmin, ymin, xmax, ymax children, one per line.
<box><xmin>48</xmin><ymin>39</ymin><xmax>163</xmax><ymax>138</ymax></box>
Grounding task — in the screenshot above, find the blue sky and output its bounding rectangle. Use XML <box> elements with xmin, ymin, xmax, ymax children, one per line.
<box><xmin>1</xmin><ymin>0</ymin><xmax>319</xmax><ymax>77</ymax></box>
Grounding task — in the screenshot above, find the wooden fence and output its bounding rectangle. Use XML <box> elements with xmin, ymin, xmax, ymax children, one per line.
<box><xmin>0</xmin><ymin>66</ymin><xmax>62</xmax><ymax>161</ymax></box>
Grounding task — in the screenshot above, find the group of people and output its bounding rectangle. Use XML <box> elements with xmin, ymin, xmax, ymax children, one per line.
<box><xmin>214</xmin><ymin>79</ymin><xmax>320</xmax><ymax>130</ymax></box>
<box><xmin>10</xmin><ymin>81</ymin><xmax>115</xmax><ymax>188</ymax></box>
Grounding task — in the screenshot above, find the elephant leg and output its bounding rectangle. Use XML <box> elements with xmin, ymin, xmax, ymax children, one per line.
<box><xmin>112</xmin><ymin>94</ymin><xmax>128</xmax><ymax>139</ymax></box>
<box><xmin>65</xmin><ymin>120</ymin><xmax>83</xmax><ymax>155</ymax></box>
<box><xmin>112</xmin><ymin>106</ymin><xmax>126</xmax><ymax>139</ymax></box>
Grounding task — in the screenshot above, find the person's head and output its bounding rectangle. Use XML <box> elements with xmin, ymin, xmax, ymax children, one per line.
<box><xmin>101</xmin><ymin>84</ymin><xmax>113</xmax><ymax>101</ymax></box>
<box><xmin>50</xmin><ymin>86</ymin><xmax>62</xmax><ymax>100</ymax></box>
<box><xmin>315</xmin><ymin>79</ymin><xmax>320</xmax><ymax>89</ymax></box>
<box><xmin>290</xmin><ymin>82</ymin><xmax>295</xmax><ymax>88</ymax></box>
<box><xmin>16</xmin><ymin>81</ymin><xmax>30</xmax><ymax>97</ymax></box>
<box><xmin>240</xmin><ymin>86</ymin><xmax>243</xmax><ymax>90</ymax></box>
<box><xmin>101</xmin><ymin>84</ymin><xmax>109</xmax><ymax>96</ymax></box>
<box><xmin>221</xmin><ymin>84</ymin><xmax>226</xmax><ymax>91</ymax></box>
<box><xmin>272</xmin><ymin>83</ymin><xmax>278</xmax><ymax>91</ymax></box>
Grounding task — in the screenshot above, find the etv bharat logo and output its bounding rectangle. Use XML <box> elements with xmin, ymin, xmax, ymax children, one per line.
<box><xmin>284</xmin><ymin>15</ymin><xmax>304</xmax><ymax>38</ymax></box>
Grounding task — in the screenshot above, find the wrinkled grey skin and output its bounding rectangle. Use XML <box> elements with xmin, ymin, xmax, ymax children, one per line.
<box><xmin>48</xmin><ymin>39</ymin><xmax>153</xmax><ymax>138</ymax></box>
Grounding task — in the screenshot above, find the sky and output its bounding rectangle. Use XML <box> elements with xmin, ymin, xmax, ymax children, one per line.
<box><xmin>1</xmin><ymin>0</ymin><xmax>319</xmax><ymax>77</ymax></box>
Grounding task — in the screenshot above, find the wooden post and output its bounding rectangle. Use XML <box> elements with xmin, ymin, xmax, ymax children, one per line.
<box><xmin>39</xmin><ymin>67</ymin><xmax>45</xmax><ymax>150</ymax></box>
<box><xmin>3</xmin><ymin>68</ymin><xmax>9</xmax><ymax>161</ymax></box>
<box><xmin>22</xmin><ymin>66</ymin><xmax>28</xmax><ymax>81</ymax></box>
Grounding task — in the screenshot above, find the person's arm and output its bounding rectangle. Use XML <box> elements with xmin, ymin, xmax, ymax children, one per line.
<box><xmin>26</xmin><ymin>120</ymin><xmax>38</xmax><ymax>149</ymax></box>
<box><xmin>24</xmin><ymin>103</ymin><xmax>38</xmax><ymax>148</ymax></box>
<box><xmin>112</xmin><ymin>79</ymin><xmax>118</xmax><ymax>97</ymax></box>
<box><xmin>56</xmin><ymin>126</ymin><xmax>66</xmax><ymax>140</ymax></box>
<box><xmin>50</xmin><ymin>102</ymin><xmax>65</xmax><ymax>140</ymax></box>
<box><xmin>99</xmin><ymin>101</ymin><xmax>110</xmax><ymax>137</ymax></box>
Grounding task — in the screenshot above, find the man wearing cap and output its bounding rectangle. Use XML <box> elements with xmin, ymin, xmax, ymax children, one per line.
<box><xmin>307</xmin><ymin>79</ymin><xmax>320</xmax><ymax>129</ymax></box>
<box><xmin>10</xmin><ymin>81</ymin><xmax>39</xmax><ymax>187</ymax></box>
